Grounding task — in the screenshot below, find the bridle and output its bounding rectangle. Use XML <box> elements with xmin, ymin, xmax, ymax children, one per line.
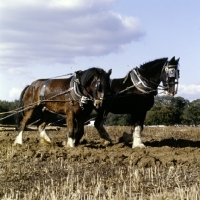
<box><xmin>70</xmin><ymin>73</ymin><xmax>106</xmax><ymax>108</ymax></box>
<box><xmin>93</xmin><ymin>77</ymin><xmax>104</xmax><ymax>100</ymax></box>
<box><xmin>161</xmin><ymin>62</ymin><xmax>179</xmax><ymax>95</ymax></box>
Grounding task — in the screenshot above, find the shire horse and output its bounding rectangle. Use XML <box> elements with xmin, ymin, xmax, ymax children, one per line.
<box><xmin>88</xmin><ymin>57</ymin><xmax>179</xmax><ymax>148</ymax></box>
<box><xmin>14</xmin><ymin>67</ymin><xmax>112</xmax><ymax>147</ymax></box>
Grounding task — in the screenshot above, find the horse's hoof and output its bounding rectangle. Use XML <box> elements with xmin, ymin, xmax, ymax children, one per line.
<box><xmin>40</xmin><ymin>139</ymin><xmax>52</xmax><ymax>146</ymax></box>
<box><xmin>63</xmin><ymin>141</ymin><xmax>75</xmax><ymax>148</ymax></box>
<box><xmin>13</xmin><ymin>143</ymin><xmax>22</xmax><ymax>147</ymax></box>
<box><xmin>122</xmin><ymin>132</ymin><xmax>133</xmax><ymax>143</ymax></box>
<box><xmin>132</xmin><ymin>143</ymin><xmax>146</xmax><ymax>149</ymax></box>
<box><xmin>65</xmin><ymin>138</ymin><xmax>75</xmax><ymax>148</ymax></box>
<box><xmin>118</xmin><ymin>136</ymin><xmax>124</xmax><ymax>143</ymax></box>
<box><xmin>102</xmin><ymin>139</ymin><xmax>112</xmax><ymax>147</ymax></box>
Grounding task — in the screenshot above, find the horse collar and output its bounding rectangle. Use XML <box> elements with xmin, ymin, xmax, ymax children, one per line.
<box><xmin>130</xmin><ymin>68</ymin><xmax>156</xmax><ymax>94</ymax></box>
<box><xmin>70</xmin><ymin>75</ymin><xmax>91</xmax><ymax>108</ymax></box>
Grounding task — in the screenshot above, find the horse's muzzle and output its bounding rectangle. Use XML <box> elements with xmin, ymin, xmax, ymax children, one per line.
<box><xmin>164</xmin><ymin>81</ymin><xmax>178</xmax><ymax>97</ymax></box>
<box><xmin>93</xmin><ymin>99</ymin><xmax>103</xmax><ymax>109</ymax></box>
<box><xmin>164</xmin><ymin>91</ymin><xmax>174</xmax><ymax>96</ymax></box>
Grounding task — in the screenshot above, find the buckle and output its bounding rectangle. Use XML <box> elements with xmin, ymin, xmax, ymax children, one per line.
<box><xmin>80</xmin><ymin>96</ymin><xmax>88</xmax><ymax>104</ymax></box>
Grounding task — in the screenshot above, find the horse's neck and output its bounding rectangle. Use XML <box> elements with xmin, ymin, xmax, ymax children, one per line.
<box><xmin>139</xmin><ymin>67</ymin><xmax>162</xmax><ymax>89</ymax></box>
<box><xmin>111</xmin><ymin>77</ymin><xmax>134</xmax><ymax>93</ymax></box>
<box><xmin>110</xmin><ymin>78</ymin><xmax>123</xmax><ymax>92</ymax></box>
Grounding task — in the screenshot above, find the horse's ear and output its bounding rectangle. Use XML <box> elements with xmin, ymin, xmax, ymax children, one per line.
<box><xmin>176</xmin><ymin>57</ymin><xmax>180</xmax><ymax>63</ymax></box>
<box><xmin>107</xmin><ymin>69</ymin><xmax>112</xmax><ymax>76</ymax></box>
<box><xmin>170</xmin><ymin>56</ymin><xmax>175</xmax><ymax>62</ymax></box>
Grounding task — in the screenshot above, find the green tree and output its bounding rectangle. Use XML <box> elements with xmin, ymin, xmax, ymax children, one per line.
<box><xmin>181</xmin><ymin>99</ymin><xmax>200</xmax><ymax>126</ymax></box>
<box><xmin>145</xmin><ymin>96</ymin><xmax>189</xmax><ymax>125</ymax></box>
<box><xmin>106</xmin><ymin>114</ymin><xmax>132</xmax><ymax>126</ymax></box>
<box><xmin>0</xmin><ymin>100</ymin><xmax>19</xmax><ymax>124</ymax></box>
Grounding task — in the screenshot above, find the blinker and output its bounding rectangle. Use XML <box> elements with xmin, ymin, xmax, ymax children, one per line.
<box><xmin>167</xmin><ymin>68</ymin><xmax>176</xmax><ymax>78</ymax></box>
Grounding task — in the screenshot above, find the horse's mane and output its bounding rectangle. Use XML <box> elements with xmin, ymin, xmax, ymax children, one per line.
<box><xmin>122</xmin><ymin>58</ymin><xmax>168</xmax><ymax>82</ymax></box>
<box><xmin>139</xmin><ymin>58</ymin><xmax>168</xmax><ymax>70</ymax></box>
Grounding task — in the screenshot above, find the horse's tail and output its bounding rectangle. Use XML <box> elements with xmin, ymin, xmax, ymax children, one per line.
<box><xmin>15</xmin><ymin>85</ymin><xmax>30</xmax><ymax>129</ymax></box>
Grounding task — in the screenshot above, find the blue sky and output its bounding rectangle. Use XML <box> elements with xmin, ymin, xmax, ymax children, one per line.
<box><xmin>0</xmin><ymin>0</ymin><xmax>200</xmax><ymax>101</ymax></box>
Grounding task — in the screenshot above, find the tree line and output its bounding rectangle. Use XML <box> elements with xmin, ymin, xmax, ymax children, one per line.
<box><xmin>105</xmin><ymin>96</ymin><xmax>200</xmax><ymax>126</ymax></box>
<box><xmin>0</xmin><ymin>95</ymin><xmax>200</xmax><ymax>126</ymax></box>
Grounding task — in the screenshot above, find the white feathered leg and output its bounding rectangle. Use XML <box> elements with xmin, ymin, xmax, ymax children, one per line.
<box><xmin>13</xmin><ymin>131</ymin><xmax>23</xmax><ymax>145</ymax></box>
<box><xmin>132</xmin><ymin>125</ymin><xmax>145</xmax><ymax>148</ymax></box>
<box><xmin>66</xmin><ymin>137</ymin><xmax>75</xmax><ymax>147</ymax></box>
<box><xmin>40</xmin><ymin>129</ymin><xmax>51</xmax><ymax>145</ymax></box>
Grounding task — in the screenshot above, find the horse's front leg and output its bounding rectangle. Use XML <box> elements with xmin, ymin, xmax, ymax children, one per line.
<box><xmin>66</xmin><ymin>111</ymin><xmax>76</xmax><ymax>148</ymax></box>
<box><xmin>132</xmin><ymin>123</ymin><xmax>145</xmax><ymax>148</ymax></box>
<box><xmin>122</xmin><ymin>113</ymin><xmax>146</xmax><ymax>148</ymax></box>
<box><xmin>94</xmin><ymin>110</ymin><xmax>112</xmax><ymax>144</ymax></box>
<box><xmin>74</xmin><ymin>120</ymin><xmax>84</xmax><ymax>146</ymax></box>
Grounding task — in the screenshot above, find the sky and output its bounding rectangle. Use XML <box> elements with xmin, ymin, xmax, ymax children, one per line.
<box><xmin>0</xmin><ymin>0</ymin><xmax>200</xmax><ymax>102</ymax></box>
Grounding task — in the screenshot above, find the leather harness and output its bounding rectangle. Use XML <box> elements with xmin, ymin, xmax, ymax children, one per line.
<box><xmin>39</xmin><ymin>73</ymin><xmax>91</xmax><ymax>109</ymax></box>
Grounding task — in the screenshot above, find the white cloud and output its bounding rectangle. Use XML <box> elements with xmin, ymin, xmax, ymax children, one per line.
<box><xmin>178</xmin><ymin>84</ymin><xmax>200</xmax><ymax>101</ymax></box>
<box><xmin>48</xmin><ymin>0</ymin><xmax>114</xmax><ymax>9</ymax></box>
<box><xmin>9</xmin><ymin>87</ymin><xmax>22</xmax><ymax>100</ymax></box>
<box><xmin>7</xmin><ymin>67</ymin><xmax>30</xmax><ymax>75</ymax></box>
<box><xmin>0</xmin><ymin>0</ymin><xmax>145</xmax><ymax>70</ymax></box>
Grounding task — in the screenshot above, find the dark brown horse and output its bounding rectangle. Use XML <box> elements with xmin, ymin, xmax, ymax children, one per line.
<box><xmin>86</xmin><ymin>57</ymin><xmax>179</xmax><ymax>148</ymax></box>
<box><xmin>14</xmin><ymin>67</ymin><xmax>112</xmax><ymax>147</ymax></box>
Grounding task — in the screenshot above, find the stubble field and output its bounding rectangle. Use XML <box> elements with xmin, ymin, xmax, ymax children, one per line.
<box><xmin>0</xmin><ymin>126</ymin><xmax>200</xmax><ymax>199</ymax></box>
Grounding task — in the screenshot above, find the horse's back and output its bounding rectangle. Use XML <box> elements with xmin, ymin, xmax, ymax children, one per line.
<box><xmin>23</xmin><ymin>78</ymin><xmax>71</xmax><ymax>104</ymax></box>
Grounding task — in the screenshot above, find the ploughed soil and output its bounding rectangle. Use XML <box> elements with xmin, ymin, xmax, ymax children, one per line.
<box><xmin>1</xmin><ymin>126</ymin><xmax>200</xmax><ymax>168</ymax></box>
<box><xmin>0</xmin><ymin>126</ymin><xmax>200</xmax><ymax>198</ymax></box>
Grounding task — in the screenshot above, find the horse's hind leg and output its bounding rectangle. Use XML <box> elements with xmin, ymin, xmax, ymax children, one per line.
<box><xmin>14</xmin><ymin>109</ymin><xmax>34</xmax><ymax>145</ymax></box>
<box><xmin>38</xmin><ymin>113</ymin><xmax>52</xmax><ymax>145</ymax></box>
<box><xmin>66</xmin><ymin>111</ymin><xmax>77</xmax><ymax>148</ymax></box>
<box><xmin>121</xmin><ymin>127</ymin><xmax>133</xmax><ymax>143</ymax></box>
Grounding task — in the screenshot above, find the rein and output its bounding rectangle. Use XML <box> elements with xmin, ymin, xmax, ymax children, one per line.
<box><xmin>49</xmin><ymin>73</ymin><xmax>73</xmax><ymax>79</ymax></box>
<box><xmin>118</xmin><ymin>69</ymin><xmax>158</xmax><ymax>95</ymax></box>
<box><xmin>133</xmin><ymin>70</ymin><xmax>168</xmax><ymax>92</ymax></box>
<box><xmin>119</xmin><ymin>67</ymin><xmax>170</xmax><ymax>95</ymax></box>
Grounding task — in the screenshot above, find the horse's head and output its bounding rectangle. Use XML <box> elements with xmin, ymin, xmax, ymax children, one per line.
<box><xmin>79</xmin><ymin>68</ymin><xmax>112</xmax><ymax>109</ymax></box>
<box><xmin>92</xmin><ymin>68</ymin><xmax>112</xmax><ymax>109</ymax></box>
<box><xmin>161</xmin><ymin>56</ymin><xmax>180</xmax><ymax>96</ymax></box>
